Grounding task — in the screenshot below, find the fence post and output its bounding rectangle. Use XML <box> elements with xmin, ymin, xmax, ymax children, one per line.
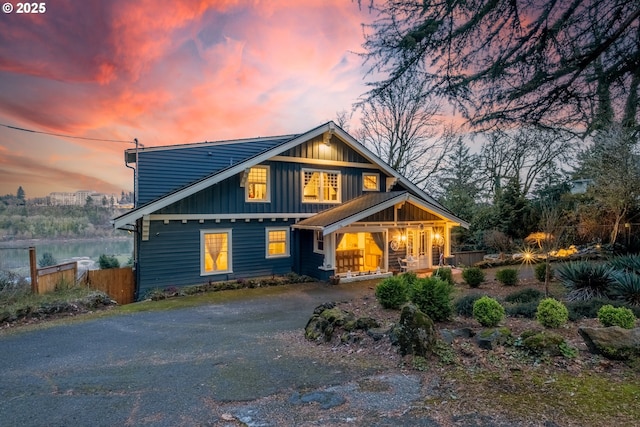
<box><xmin>29</xmin><ymin>246</ymin><xmax>37</xmax><ymax>293</ymax></box>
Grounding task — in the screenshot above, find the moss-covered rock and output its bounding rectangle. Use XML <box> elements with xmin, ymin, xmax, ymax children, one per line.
<box><xmin>578</xmin><ymin>326</ymin><xmax>640</xmax><ymax>360</ymax></box>
<box><xmin>477</xmin><ymin>327</ymin><xmax>512</xmax><ymax>350</ymax></box>
<box><xmin>396</xmin><ymin>303</ymin><xmax>437</xmax><ymax>356</ymax></box>
<box><xmin>521</xmin><ymin>331</ymin><xmax>566</xmax><ymax>356</ymax></box>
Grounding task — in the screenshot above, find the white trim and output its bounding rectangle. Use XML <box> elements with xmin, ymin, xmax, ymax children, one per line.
<box><xmin>265</xmin><ymin>227</ymin><xmax>290</xmax><ymax>258</ymax></box>
<box><xmin>149</xmin><ymin>213</ymin><xmax>312</xmax><ymax>221</ymax></box>
<box><xmin>245</xmin><ymin>165</ymin><xmax>271</xmax><ymax>203</ymax></box>
<box><xmin>271</xmin><ymin>155</ymin><xmax>375</xmax><ymax>169</ymax></box>
<box><xmin>200</xmin><ymin>229</ymin><xmax>233</xmax><ymax>276</ymax></box>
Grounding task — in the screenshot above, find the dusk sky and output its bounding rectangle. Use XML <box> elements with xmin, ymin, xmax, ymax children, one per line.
<box><xmin>0</xmin><ymin>1</ymin><xmax>374</xmax><ymax>198</ymax></box>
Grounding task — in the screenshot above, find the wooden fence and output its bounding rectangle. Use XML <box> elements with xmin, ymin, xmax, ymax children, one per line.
<box><xmin>81</xmin><ymin>267</ymin><xmax>135</xmax><ymax>305</ymax></box>
<box><xmin>36</xmin><ymin>262</ymin><xmax>78</xmax><ymax>294</ymax></box>
<box><xmin>451</xmin><ymin>251</ymin><xmax>487</xmax><ymax>267</ymax></box>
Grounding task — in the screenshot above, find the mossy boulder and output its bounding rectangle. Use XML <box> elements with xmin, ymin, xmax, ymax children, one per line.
<box><xmin>477</xmin><ymin>327</ymin><xmax>512</xmax><ymax>350</ymax></box>
<box><xmin>304</xmin><ymin>303</ymin><xmax>380</xmax><ymax>343</ymax></box>
<box><xmin>521</xmin><ymin>330</ymin><xmax>566</xmax><ymax>356</ymax></box>
<box><xmin>395</xmin><ymin>303</ymin><xmax>437</xmax><ymax>357</ymax></box>
<box><xmin>578</xmin><ymin>326</ymin><xmax>640</xmax><ymax>360</ymax></box>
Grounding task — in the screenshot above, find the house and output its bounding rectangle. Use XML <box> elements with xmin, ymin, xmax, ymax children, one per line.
<box><xmin>113</xmin><ymin>122</ymin><xmax>468</xmax><ymax>299</ymax></box>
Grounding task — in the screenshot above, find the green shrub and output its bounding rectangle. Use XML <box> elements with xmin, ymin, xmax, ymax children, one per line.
<box><xmin>433</xmin><ymin>267</ymin><xmax>454</xmax><ymax>286</ymax></box>
<box><xmin>410</xmin><ymin>276</ymin><xmax>454</xmax><ymax>322</ymax></box>
<box><xmin>555</xmin><ymin>261</ymin><xmax>616</xmax><ymax>301</ymax></box>
<box><xmin>608</xmin><ymin>254</ymin><xmax>640</xmax><ymax>275</ymax></box>
<box><xmin>454</xmin><ymin>293</ymin><xmax>485</xmax><ymax>317</ymax></box>
<box><xmin>536</xmin><ymin>298</ymin><xmax>569</xmax><ymax>328</ymax></box>
<box><xmin>504</xmin><ymin>288</ymin><xmax>544</xmax><ymax>304</ymax></box>
<box><xmin>38</xmin><ymin>252</ymin><xmax>57</xmax><ymax>268</ymax></box>
<box><xmin>462</xmin><ymin>267</ymin><xmax>485</xmax><ymax>288</ymax></box>
<box><xmin>610</xmin><ymin>271</ymin><xmax>640</xmax><ymax>307</ymax></box>
<box><xmin>98</xmin><ymin>254</ymin><xmax>120</xmax><ymax>269</ymax></box>
<box><xmin>597</xmin><ymin>304</ymin><xmax>636</xmax><ymax>329</ymax></box>
<box><xmin>495</xmin><ymin>268</ymin><xmax>518</xmax><ymax>286</ymax></box>
<box><xmin>375</xmin><ymin>276</ymin><xmax>409</xmax><ymax>309</ymax></box>
<box><xmin>472</xmin><ymin>296</ymin><xmax>505</xmax><ymax>327</ymax></box>
<box><xmin>534</xmin><ymin>263</ymin><xmax>553</xmax><ymax>282</ymax></box>
<box><xmin>505</xmin><ymin>301</ymin><xmax>539</xmax><ymax>319</ymax></box>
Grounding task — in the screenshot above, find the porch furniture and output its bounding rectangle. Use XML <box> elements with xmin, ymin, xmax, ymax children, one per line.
<box><xmin>398</xmin><ymin>257</ymin><xmax>408</xmax><ymax>272</ymax></box>
<box><xmin>336</xmin><ymin>249</ymin><xmax>365</xmax><ymax>273</ymax></box>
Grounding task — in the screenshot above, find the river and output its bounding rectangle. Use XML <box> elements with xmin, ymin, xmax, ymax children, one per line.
<box><xmin>0</xmin><ymin>238</ymin><xmax>134</xmax><ymax>276</ymax></box>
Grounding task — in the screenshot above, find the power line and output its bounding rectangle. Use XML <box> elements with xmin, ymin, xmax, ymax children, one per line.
<box><xmin>0</xmin><ymin>122</ymin><xmax>135</xmax><ymax>144</ymax></box>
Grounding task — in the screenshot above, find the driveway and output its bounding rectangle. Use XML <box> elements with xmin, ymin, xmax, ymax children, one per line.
<box><xmin>0</xmin><ymin>281</ymin><xmax>507</xmax><ymax>427</ymax></box>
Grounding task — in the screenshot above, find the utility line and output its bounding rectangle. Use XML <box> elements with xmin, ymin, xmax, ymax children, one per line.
<box><xmin>0</xmin><ymin>122</ymin><xmax>135</xmax><ymax>144</ymax></box>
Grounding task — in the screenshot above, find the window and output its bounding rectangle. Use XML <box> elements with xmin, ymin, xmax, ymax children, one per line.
<box><xmin>266</xmin><ymin>227</ymin><xmax>290</xmax><ymax>258</ymax></box>
<box><xmin>246</xmin><ymin>166</ymin><xmax>270</xmax><ymax>202</ymax></box>
<box><xmin>303</xmin><ymin>169</ymin><xmax>341</xmax><ymax>203</ymax></box>
<box><xmin>363</xmin><ymin>173</ymin><xmax>379</xmax><ymax>191</ymax></box>
<box><xmin>201</xmin><ymin>230</ymin><xmax>232</xmax><ymax>275</ymax></box>
<box><xmin>314</xmin><ymin>230</ymin><xmax>324</xmax><ymax>254</ymax></box>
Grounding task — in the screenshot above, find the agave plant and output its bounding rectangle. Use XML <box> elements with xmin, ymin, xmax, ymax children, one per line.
<box><xmin>555</xmin><ymin>262</ymin><xmax>617</xmax><ymax>302</ymax></box>
<box><xmin>608</xmin><ymin>254</ymin><xmax>640</xmax><ymax>275</ymax></box>
<box><xmin>610</xmin><ymin>270</ymin><xmax>640</xmax><ymax>306</ymax></box>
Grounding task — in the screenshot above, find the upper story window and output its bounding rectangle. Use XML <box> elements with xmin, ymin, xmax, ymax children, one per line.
<box><xmin>303</xmin><ymin>169</ymin><xmax>341</xmax><ymax>203</ymax></box>
<box><xmin>246</xmin><ymin>166</ymin><xmax>270</xmax><ymax>202</ymax></box>
<box><xmin>363</xmin><ymin>173</ymin><xmax>379</xmax><ymax>191</ymax></box>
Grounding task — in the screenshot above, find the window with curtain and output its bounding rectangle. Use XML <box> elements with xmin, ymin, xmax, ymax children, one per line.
<box><xmin>266</xmin><ymin>227</ymin><xmax>289</xmax><ymax>258</ymax></box>
<box><xmin>303</xmin><ymin>169</ymin><xmax>341</xmax><ymax>203</ymax></box>
<box><xmin>201</xmin><ymin>230</ymin><xmax>232</xmax><ymax>274</ymax></box>
<box><xmin>246</xmin><ymin>166</ymin><xmax>269</xmax><ymax>202</ymax></box>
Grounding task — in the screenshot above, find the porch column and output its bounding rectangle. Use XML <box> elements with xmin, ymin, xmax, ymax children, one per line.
<box><xmin>426</xmin><ymin>227</ymin><xmax>433</xmax><ymax>269</ymax></box>
<box><xmin>324</xmin><ymin>232</ymin><xmax>336</xmax><ymax>269</ymax></box>
<box><xmin>444</xmin><ymin>224</ymin><xmax>452</xmax><ymax>257</ymax></box>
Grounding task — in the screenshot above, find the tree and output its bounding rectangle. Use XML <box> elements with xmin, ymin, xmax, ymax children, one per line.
<box><xmin>354</xmin><ymin>70</ymin><xmax>452</xmax><ymax>187</ymax></box>
<box><xmin>16</xmin><ymin>186</ymin><xmax>25</xmax><ymax>200</ymax></box>
<box><xmin>575</xmin><ymin>125</ymin><xmax>640</xmax><ymax>244</ymax></box>
<box><xmin>359</xmin><ymin>0</ymin><xmax>640</xmax><ymax>132</ymax></box>
<box><xmin>437</xmin><ymin>136</ymin><xmax>479</xmax><ymax>221</ymax></box>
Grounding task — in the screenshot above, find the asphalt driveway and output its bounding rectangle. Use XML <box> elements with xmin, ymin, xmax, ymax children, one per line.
<box><xmin>0</xmin><ymin>281</ymin><xmax>517</xmax><ymax>427</ymax></box>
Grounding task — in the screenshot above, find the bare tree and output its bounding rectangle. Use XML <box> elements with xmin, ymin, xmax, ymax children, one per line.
<box><xmin>478</xmin><ymin>128</ymin><xmax>574</xmax><ymax>199</ymax></box>
<box><xmin>359</xmin><ymin>0</ymin><xmax>640</xmax><ymax>132</ymax></box>
<box><xmin>354</xmin><ymin>71</ymin><xmax>452</xmax><ymax>187</ymax></box>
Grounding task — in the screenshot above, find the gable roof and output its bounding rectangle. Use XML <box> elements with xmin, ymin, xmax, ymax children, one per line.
<box><xmin>113</xmin><ymin>121</ymin><xmax>469</xmax><ymax>230</ymax></box>
<box><xmin>293</xmin><ymin>191</ymin><xmax>464</xmax><ymax>235</ymax></box>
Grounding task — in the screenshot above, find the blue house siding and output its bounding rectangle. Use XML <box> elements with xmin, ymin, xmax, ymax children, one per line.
<box><xmin>155</xmin><ymin>161</ymin><xmax>385</xmax><ymax>216</ymax></box>
<box><xmin>297</xmin><ymin>229</ymin><xmax>328</xmax><ymax>279</ymax></box>
<box><xmin>136</xmin><ymin>219</ymin><xmax>294</xmax><ymax>297</ymax></box>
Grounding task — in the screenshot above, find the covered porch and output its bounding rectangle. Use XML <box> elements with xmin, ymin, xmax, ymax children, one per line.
<box><xmin>293</xmin><ymin>191</ymin><xmax>464</xmax><ymax>280</ymax></box>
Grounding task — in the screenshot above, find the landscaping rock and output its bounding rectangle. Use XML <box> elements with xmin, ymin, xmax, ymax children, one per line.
<box><xmin>578</xmin><ymin>326</ymin><xmax>640</xmax><ymax>360</ymax></box>
<box><xmin>440</xmin><ymin>327</ymin><xmax>475</xmax><ymax>344</ymax></box>
<box><xmin>520</xmin><ymin>330</ymin><xmax>566</xmax><ymax>357</ymax></box>
<box><xmin>395</xmin><ymin>303</ymin><xmax>437</xmax><ymax>357</ymax></box>
<box><xmin>477</xmin><ymin>327</ymin><xmax>512</xmax><ymax>350</ymax></box>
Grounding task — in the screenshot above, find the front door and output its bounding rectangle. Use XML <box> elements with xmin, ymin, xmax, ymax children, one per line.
<box><xmin>407</xmin><ymin>229</ymin><xmax>430</xmax><ymax>269</ymax></box>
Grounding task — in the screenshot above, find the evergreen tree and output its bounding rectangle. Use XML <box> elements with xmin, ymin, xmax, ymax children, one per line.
<box><xmin>16</xmin><ymin>186</ymin><xmax>25</xmax><ymax>200</ymax></box>
<box><xmin>438</xmin><ymin>137</ymin><xmax>479</xmax><ymax>222</ymax></box>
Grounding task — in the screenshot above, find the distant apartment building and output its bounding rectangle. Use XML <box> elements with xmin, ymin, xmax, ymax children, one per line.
<box><xmin>49</xmin><ymin>190</ymin><xmax>117</xmax><ymax>206</ymax></box>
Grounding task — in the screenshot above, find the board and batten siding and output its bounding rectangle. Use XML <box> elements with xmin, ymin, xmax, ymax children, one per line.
<box><xmin>155</xmin><ymin>161</ymin><xmax>384</xmax><ymax>216</ymax></box>
<box><xmin>298</xmin><ymin>229</ymin><xmax>328</xmax><ymax>279</ymax></box>
<box><xmin>136</xmin><ymin>219</ymin><xmax>294</xmax><ymax>297</ymax></box>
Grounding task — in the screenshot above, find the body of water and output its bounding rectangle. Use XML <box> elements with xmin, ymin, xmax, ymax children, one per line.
<box><xmin>0</xmin><ymin>238</ymin><xmax>134</xmax><ymax>276</ymax></box>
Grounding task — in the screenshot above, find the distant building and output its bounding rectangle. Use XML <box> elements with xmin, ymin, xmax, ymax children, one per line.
<box><xmin>570</xmin><ymin>179</ymin><xmax>594</xmax><ymax>195</ymax></box>
<box><xmin>48</xmin><ymin>190</ymin><xmax>117</xmax><ymax>206</ymax></box>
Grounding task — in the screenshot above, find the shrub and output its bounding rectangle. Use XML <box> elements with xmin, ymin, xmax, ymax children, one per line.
<box><xmin>597</xmin><ymin>304</ymin><xmax>636</xmax><ymax>329</ymax></box>
<box><xmin>536</xmin><ymin>298</ymin><xmax>569</xmax><ymax>328</ymax></box>
<box><xmin>534</xmin><ymin>263</ymin><xmax>553</xmax><ymax>282</ymax></box>
<box><xmin>462</xmin><ymin>267</ymin><xmax>485</xmax><ymax>288</ymax></box>
<box><xmin>472</xmin><ymin>296</ymin><xmax>505</xmax><ymax>327</ymax></box>
<box><xmin>504</xmin><ymin>288</ymin><xmax>544</xmax><ymax>304</ymax></box>
<box><xmin>410</xmin><ymin>276</ymin><xmax>454</xmax><ymax>322</ymax></box>
<box><xmin>555</xmin><ymin>261</ymin><xmax>616</xmax><ymax>301</ymax></box>
<box><xmin>505</xmin><ymin>301</ymin><xmax>538</xmax><ymax>319</ymax></box>
<box><xmin>38</xmin><ymin>252</ymin><xmax>57</xmax><ymax>268</ymax></box>
<box><xmin>608</xmin><ymin>254</ymin><xmax>640</xmax><ymax>275</ymax></box>
<box><xmin>566</xmin><ymin>298</ymin><xmax>617</xmax><ymax>321</ymax></box>
<box><xmin>433</xmin><ymin>267</ymin><xmax>454</xmax><ymax>286</ymax></box>
<box><xmin>495</xmin><ymin>268</ymin><xmax>518</xmax><ymax>286</ymax></box>
<box><xmin>401</xmin><ymin>271</ymin><xmax>419</xmax><ymax>288</ymax></box>
<box><xmin>98</xmin><ymin>254</ymin><xmax>120</xmax><ymax>269</ymax></box>
<box><xmin>455</xmin><ymin>293</ymin><xmax>485</xmax><ymax>317</ymax></box>
<box><xmin>375</xmin><ymin>276</ymin><xmax>409</xmax><ymax>309</ymax></box>
<box><xmin>610</xmin><ymin>271</ymin><xmax>640</xmax><ymax>307</ymax></box>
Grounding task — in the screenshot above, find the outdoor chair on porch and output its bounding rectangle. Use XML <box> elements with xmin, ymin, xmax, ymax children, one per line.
<box><xmin>398</xmin><ymin>257</ymin><xmax>408</xmax><ymax>272</ymax></box>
